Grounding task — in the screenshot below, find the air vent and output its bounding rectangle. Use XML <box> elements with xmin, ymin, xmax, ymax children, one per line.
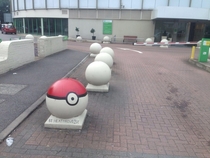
<box><xmin>62</xmin><ymin>10</ymin><xmax>67</xmax><ymax>14</ymax></box>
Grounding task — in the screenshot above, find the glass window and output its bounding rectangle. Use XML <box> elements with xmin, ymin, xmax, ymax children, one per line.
<box><xmin>80</xmin><ymin>0</ymin><xmax>96</xmax><ymax>8</ymax></box>
<box><xmin>202</xmin><ymin>0</ymin><xmax>210</xmax><ymax>9</ymax></box>
<box><xmin>13</xmin><ymin>18</ymin><xmax>23</xmax><ymax>33</ymax></box>
<box><xmin>121</xmin><ymin>0</ymin><xmax>142</xmax><ymax>9</ymax></box>
<box><xmin>191</xmin><ymin>0</ymin><xmax>202</xmax><ymax>8</ymax></box>
<box><xmin>34</xmin><ymin>0</ymin><xmax>46</xmax><ymax>9</ymax></box>
<box><xmin>62</xmin><ymin>19</ymin><xmax>68</xmax><ymax>36</ymax></box>
<box><xmin>154</xmin><ymin>20</ymin><xmax>188</xmax><ymax>42</ymax></box>
<box><xmin>43</xmin><ymin>18</ymin><xmax>68</xmax><ymax>36</ymax></box>
<box><xmin>155</xmin><ymin>0</ymin><xmax>168</xmax><ymax>7</ymax></box>
<box><xmin>169</xmin><ymin>0</ymin><xmax>179</xmax><ymax>6</ymax></box>
<box><xmin>47</xmin><ymin>0</ymin><xmax>59</xmax><ymax>8</ymax></box>
<box><xmin>179</xmin><ymin>0</ymin><xmax>190</xmax><ymax>7</ymax></box>
<box><xmin>26</xmin><ymin>0</ymin><xmax>33</xmax><ymax>9</ymax></box>
<box><xmin>61</xmin><ymin>0</ymin><xmax>78</xmax><ymax>8</ymax></box>
<box><xmin>98</xmin><ymin>0</ymin><xmax>120</xmax><ymax>9</ymax></box>
<box><xmin>14</xmin><ymin>0</ymin><xmax>18</xmax><ymax>10</ymax></box>
<box><xmin>25</xmin><ymin>18</ymin><xmax>41</xmax><ymax>35</ymax></box>
<box><xmin>143</xmin><ymin>0</ymin><xmax>155</xmax><ymax>9</ymax></box>
<box><xmin>18</xmin><ymin>0</ymin><xmax>25</xmax><ymax>10</ymax></box>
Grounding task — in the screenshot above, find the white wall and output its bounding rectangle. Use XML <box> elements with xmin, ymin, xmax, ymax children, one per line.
<box><xmin>38</xmin><ymin>36</ymin><xmax>68</xmax><ymax>57</ymax></box>
<box><xmin>0</xmin><ymin>39</ymin><xmax>35</xmax><ymax>75</ymax></box>
<box><xmin>152</xmin><ymin>6</ymin><xmax>210</xmax><ymax>20</ymax></box>
<box><xmin>68</xmin><ymin>19</ymin><xmax>154</xmax><ymax>41</ymax></box>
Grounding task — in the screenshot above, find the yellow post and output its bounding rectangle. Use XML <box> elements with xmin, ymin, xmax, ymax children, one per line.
<box><xmin>191</xmin><ymin>46</ymin><xmax>195</xmax><ymax>59</ymax></box>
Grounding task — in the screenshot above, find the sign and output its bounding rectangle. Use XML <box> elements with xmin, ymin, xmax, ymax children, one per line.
<box><xmin>48</xmin><ymin>118</ymin><xmax>80</xmax><ymax>124</ymax></box>
<box><xmin>203</xmin><ymin>41</ymin><xmax>210</xmax><ymax>46</ymax></box>
<box><xmin>103</xmin><ymin>20</ymin><xmax>112</xmax><ymax>35</ymax></box>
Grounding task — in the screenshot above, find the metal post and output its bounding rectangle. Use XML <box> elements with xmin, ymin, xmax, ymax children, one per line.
<box><xmin>191</xmin><ymin>46</ymin><xmax>195</xmax><ymax>59</ymax></box>
<box><xmin>23</xmin><ymin>18</ymin><xmax>25</xmax><ymax>34</ymax></box>
<box><xmin>41</xmin><ymin>18</ymin><xmax>44</xmax><ymax>36</ymax></box>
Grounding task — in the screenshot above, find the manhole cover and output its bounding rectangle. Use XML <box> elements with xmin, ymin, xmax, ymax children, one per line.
<box><xmin>0</xmin><ymin>84</ymin><xmax>27</xmax><ymax>95</ymax></box>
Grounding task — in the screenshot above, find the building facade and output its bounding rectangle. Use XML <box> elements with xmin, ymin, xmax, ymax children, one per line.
<box><xmin>11</xmin><ymin>0</ymin><xmax>210</xmax><ymax>42</ymax></box>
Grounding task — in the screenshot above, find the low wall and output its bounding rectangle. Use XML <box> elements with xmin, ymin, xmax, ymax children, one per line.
<box><xmin>0</xmin><ymin>39</ymin><xmax>35</xmax><ymax>75</ymax></box>
<box><xmin>38</xmin><ymin>36</ymin><xmax>68</xmax><ymax>57</ymax></box>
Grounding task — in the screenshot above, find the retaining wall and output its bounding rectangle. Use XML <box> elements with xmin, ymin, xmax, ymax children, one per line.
<box><xmin>0</xmin><ymin>39</ymin><xmax>35</xmax><ymax>74</ymax></box>
<box><xmin>38</xmin><ymin>36</ymin><xmax>68</xmax><ymax>57</ymax></box>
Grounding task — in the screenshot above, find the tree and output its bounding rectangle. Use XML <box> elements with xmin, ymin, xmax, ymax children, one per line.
<box><xmin>0</xmin><ymin>0</ymin><xmax>10</xmax><ymax>23</ymax></box>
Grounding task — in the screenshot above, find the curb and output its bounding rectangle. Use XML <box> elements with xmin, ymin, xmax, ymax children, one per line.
<box><xmin>0</xmin><ymin>54</ymin><xmax>90</xmax><ymax>143</ymax></box>
<box><xmin>188</xmin><ymin>59</ymin><xmax>210</xmax><ymax>73</ymax></box>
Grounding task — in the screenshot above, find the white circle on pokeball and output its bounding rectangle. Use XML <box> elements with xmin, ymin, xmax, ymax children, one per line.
<box><xmin>46</xmin><ymin>95</ymin><xmax>88</xmax><ymax>119</ymax></box>
<box><xmin>66</xmin><ymin>92</ymin><xmax>79</xmax><ymax>105</ymax></box>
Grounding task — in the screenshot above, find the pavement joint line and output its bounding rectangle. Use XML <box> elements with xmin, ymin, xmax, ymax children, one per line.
<box><xmin>0</xmin><ymin>53</ymin><xmax>90</xmax><ymax>143</ymax></box>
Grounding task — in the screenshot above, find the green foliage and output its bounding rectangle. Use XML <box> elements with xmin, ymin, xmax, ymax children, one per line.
<box><xmin>75</xmin><ymin>27</ymin><xmax>79</xmax><ymax>33</ymax></box>
<box><xmin>90</xmin><ymin>28</ymin><xmax>95</xmax><ymax>36</ymax></box>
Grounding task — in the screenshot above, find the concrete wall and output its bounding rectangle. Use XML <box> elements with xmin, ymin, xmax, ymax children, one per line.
<box><xmin>13</xmin><ymin>9</ymin><xmax>154</xmax><ymax>41</ymax></box>
<box><xmin>0</xmin><ymin>39</ymin><xmax>35</xmax><ymax>74</ymax></box>
<box><xmin>68</xmin><ymin>19</ymin><xmax>154</xmax><ymax>42</ymax></box>
<box><xmin>38</xmin><ymin>36</ymin><xmax>68</xmax><ymax>57</ymax></box>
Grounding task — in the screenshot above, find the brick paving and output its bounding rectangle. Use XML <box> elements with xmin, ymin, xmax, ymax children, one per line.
<box><xmin>0</xmin><ymin>41</ymin><xmax>210</xmax><ymax>158</ymax></box>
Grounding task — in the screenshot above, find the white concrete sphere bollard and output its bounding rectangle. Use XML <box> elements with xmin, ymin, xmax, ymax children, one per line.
<box><xmin>100</xmin><ymin>47</ymin><xmax>114</xmax><ymax>59</ymax></box>
<box><xmin>40</xmin><ymin>36</ymin><xmax>47</xmax><ymax>39</ymax></box>
<box><xmin>90</xmin><ymin>43</ymin><xmax>102</xmax><ymax>55</ymax></box>
<box><xmin>85</xmin><ymin>61</ymin><xmax>111</xmax><ymax>86</ymax></box>
<box><xmin>160</xmin><ymin>39</ymin><xmax>168</xmax><ymax>43</ymax></box>
<box><xmin>103</xmin><ymin>36</ymin><xmax>110</xmax><ymax>42</ymax></box>
<box><xmin>145</xmin><ymin>38</ymin><xmax>153</xmax><ymax>43</ymax></box>
<box><xmin>25</xmin><ymin>34</ymin><xmax>34</xmax><ymax>40</ymax></box>
<box><xmin>94</xmin><ymin>53</ymin><xmax>113</xmax><ymax>68</ymax></box>
<box><xmin>46</xmin><ymin>78</ymin><xmax>88</xmax><ymax>119</ymax></box>
<box><xmin>160</xmin><ymin>39</ymin><xmax>168</xmax><ymax>47</ymax></box>
<box><xmin>76</xmin><ymin>36</ymin><xmax>82</xmax><ymax>41</ymax></box>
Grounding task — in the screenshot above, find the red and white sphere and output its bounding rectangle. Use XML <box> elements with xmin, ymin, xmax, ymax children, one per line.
<box><xmin>46</xmin><ymin>78</ymin><xmax>88</xmax><ymax>119</ymax></box>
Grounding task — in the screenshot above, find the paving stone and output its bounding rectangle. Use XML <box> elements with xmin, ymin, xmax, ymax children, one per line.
<box><xmin>0</xmin><ymin>42</ymin><xmax>209</xmax><ymax>158</ymax></box>
<box><xmin>0</xmin><ymin>84</ymin><xmax>26</xmax><ymax>95</ymax></box>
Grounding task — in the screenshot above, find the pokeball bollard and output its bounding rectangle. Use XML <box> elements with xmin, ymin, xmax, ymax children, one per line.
<box><xmin>44</xmin><ymin>78</ymin><xmax>88</xmax><ymax>129</ymax></box>
<box><xmin>94</xmin><ymin>53</ymin><xmax>113</xmax><ymax>68</ymax></box>
<box><xmin>100</xmin><ymin>47</ymin><xmax>114</xmax><ymax>60</ymax></box>
<box><xmin>90</xmin><ymin>43</ymin><xmax>102</xmax><ymax>57</ymax></box>
<box><xmin>85</xmin><ymin>61</ymin><xmax>111</xmax><ymax>92</ymax></box>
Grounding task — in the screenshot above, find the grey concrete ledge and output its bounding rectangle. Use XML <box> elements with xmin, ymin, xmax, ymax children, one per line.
<box><xmin>189</xmin><ymin>59</ymin><xmax>210</xmax><ymax>73</ymax></box>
